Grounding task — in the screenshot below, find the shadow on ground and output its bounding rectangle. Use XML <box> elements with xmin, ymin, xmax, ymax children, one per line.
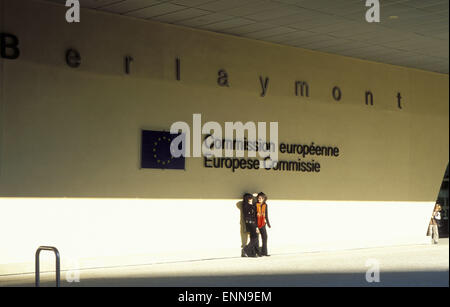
<box><xmin>32</xmin><ymin>270</ymin><xmax>448</xmax><ymax>287</ymax></box>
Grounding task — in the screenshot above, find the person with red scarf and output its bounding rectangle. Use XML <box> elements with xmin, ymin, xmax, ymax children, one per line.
<box><xmin>256</xmin><ymin>192</ymin><xmax>271</xmax><ymax>256</ymax></box>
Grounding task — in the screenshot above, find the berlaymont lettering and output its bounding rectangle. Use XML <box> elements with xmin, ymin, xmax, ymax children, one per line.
<box><xmin>0</xmin><ymin>31</ymin><xmax>404</xmax><ymax>108</ymax></box>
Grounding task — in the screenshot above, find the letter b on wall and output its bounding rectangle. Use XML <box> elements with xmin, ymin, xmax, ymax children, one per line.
<box><xmin>0</xmin><ymin>33</ymin><xmax>20</xmax><ymax>60</ymax></box>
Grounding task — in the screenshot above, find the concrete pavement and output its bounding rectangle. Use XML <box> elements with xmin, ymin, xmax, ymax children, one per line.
<box><xmin>1</xmin><ymin>239</ymin><xmax>448</xmax><ymax>287</ymax></box>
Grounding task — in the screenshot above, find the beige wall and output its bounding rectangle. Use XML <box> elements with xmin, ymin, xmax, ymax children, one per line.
<box><xmin>0</xmin><ymin>0</ymin><xmax>448</xmax><ymax>273</ymax></box>
<box><xmin>0</xmin><ymin>0</ymin><xmax>448</xmax><ymax>202</ymax></box>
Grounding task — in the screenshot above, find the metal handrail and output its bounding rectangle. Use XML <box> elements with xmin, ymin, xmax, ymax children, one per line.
<box><xmin>35</xmin><ymin>246</ymin><xmax>60</xmax><ymax>287</ymax></box>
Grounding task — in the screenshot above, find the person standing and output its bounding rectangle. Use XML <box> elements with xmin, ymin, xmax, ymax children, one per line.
<box><xmin>242</xmin><ymin>193</ymin><xmax>259</xmax><ymax>257</ymax></box>
<box><xmin>256</xmin><ymin>192</ymin><xmax>271</xmax><ymax>256</ymax></box>
<box><xmin>428</xmin><ymin>203</ymin><xmax>442</xmax><ymax>244</ymax></box>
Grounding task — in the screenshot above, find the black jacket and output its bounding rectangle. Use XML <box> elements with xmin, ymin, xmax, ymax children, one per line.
<box><xmin>243</xmin><ymin>202</ymin><xmax>257</xmax><ymax>223</ymax></box>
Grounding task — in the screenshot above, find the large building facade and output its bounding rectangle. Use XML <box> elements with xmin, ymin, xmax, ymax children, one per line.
<box><xmin>0</xmin><ymin>0</ymin><xmax>448</xmax><ymax>274</ymax></box>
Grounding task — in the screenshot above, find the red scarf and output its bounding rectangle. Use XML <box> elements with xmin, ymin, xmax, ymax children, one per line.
<box><xmin>256</xmin><ymin>202</ymin><xmax>266</xmax><ymax>228</ymax></box>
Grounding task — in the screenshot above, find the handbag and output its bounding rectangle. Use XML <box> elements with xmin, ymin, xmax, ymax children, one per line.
<box><xmin>434</xmin><ymin>212</ymin><xmax>442</xmax><ymax>227</ymax></box>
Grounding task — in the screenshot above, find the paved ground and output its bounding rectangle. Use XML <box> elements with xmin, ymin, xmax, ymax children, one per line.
<box><xmin>1</xmin><ymin>239</ymin><xmax>448</xmax><ymax>287</ymax></box>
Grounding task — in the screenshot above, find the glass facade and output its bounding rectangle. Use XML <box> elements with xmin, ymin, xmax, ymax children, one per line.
<box><xmin>436</xmin><ymin>164</ymin><xmax>449</xmax><ymax>238</ymax></box>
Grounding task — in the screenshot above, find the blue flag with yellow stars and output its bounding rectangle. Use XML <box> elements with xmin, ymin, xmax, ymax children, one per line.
<box><xmin>141</xmin><ymin>130</ymin><xmax>185</xmax><ymax>170</ymax></box>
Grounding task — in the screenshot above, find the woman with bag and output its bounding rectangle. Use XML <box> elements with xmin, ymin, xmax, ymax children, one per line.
<box><xmin>427</xmin><ymin>202</ymin><xmax>442</xmax><ymax>244</ymax></box>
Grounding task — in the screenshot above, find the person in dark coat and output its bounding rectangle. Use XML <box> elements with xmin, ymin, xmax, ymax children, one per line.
<box><xmin>242</xmin><ymin>193</ymin><xmax>259</xmax><ymax>257</ymax></box>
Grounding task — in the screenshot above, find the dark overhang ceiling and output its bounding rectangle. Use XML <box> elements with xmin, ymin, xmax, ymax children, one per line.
<box><xmin>46</xmin><ymin>0</ymin><xmax>449</xmax><ymax>74</ymax></box>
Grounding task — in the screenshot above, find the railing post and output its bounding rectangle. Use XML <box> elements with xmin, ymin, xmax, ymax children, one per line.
<box><xmin>35</xmin><ymin>246</ymin><xmax>60</xmax><ymax>287</ymax></box>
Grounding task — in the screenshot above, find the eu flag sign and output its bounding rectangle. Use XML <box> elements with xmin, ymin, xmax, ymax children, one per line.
<box><xmin>141</xmin><ymin>130</ymin><xmax>185</xmax><ymax>170</ymax></box>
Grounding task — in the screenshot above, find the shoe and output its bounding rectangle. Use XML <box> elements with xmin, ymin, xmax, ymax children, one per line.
<box><xmin>241</xmin><ymin>249</ymin><xmax>248</xmax><ymax>257</ymax></box>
